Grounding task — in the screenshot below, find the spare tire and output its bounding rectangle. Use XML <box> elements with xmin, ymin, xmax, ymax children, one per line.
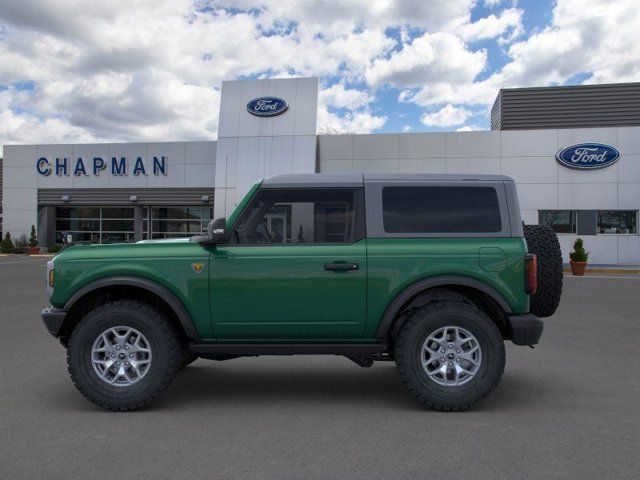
<box><xmin>523</xmin><ymin>225</ymin><xmax>563</xmax><ymax>318</ymax></box>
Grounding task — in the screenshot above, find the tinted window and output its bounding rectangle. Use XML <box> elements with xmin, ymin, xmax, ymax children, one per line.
<box><xmin>382</xmin><ymin>186</ymin><xmax>502</xmax><ymax>233</ymax></box>
<box><xmin>234</xmin><ymin>189</ymin><xmax>356</xmax><ymax>244</ymax></box>
<box><xmin>539</xmin><ymin>210</ymin><xmax>577</xmax><ymax>233</ymax></box>
<box><xmin>597</xmin><ymin>210</ymin><xmax>637</xmax><ymax>234</ymax></box>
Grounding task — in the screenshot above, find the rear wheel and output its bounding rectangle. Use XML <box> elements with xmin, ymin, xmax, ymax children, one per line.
<box><xmin>395</xmin><ymin>301</ymin><xmax>505</xmax><ymax>411</ymax></box>
<box><xmin>524</xmin><ymin>224</ymin><xmax>563</xmax><ymax>318</ymax></box>
<box><xmin>67</xmin><ymin>300</ymin><xmax>181</xmax><ymax>411</ymax></box>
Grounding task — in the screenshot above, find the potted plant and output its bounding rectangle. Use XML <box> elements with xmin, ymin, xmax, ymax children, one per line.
<box><xmin>1</xmin><ymin>232</ymin><xmax>15</xmax><ymax>254</ymax></box>
<box><xmin>569</xmin><ymin>238</ymin><xmax>589</xmax><ymax>276</ymax></box>
<box><xmin>28</xmin><ymin>225</ymin><xmax>40</xmax><ymax>255</ymax></box>
<box><xmin>13</xmin><ymin>234</ymin><xmax>29</xmax><ymax>254</ymax></box>
<box><xmin>47</xmin><ymin>244</ymin><xmax>62</xmax><ymax>254</ymax></box>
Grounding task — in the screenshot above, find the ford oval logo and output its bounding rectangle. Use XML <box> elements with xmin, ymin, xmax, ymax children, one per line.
<box><xmin>556</xmin><ymin>143</ymin><xmax>620</xmax><ymax>170</ymax></box>
<box><xmin>247</xmin><ymin>97</ymin><xmax>288</xmax><ymax>117</ymax></box>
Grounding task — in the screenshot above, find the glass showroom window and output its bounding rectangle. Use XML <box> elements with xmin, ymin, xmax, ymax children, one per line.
<box><xmin>597</xmin><ymin>211</ymin><xmax>638</xmax><ymax>234</ymax></box>
<box><xmin>145</xmin><ymin>206</ymin><xmax>213</xmax><ymax>239</ymax></box>
<box><xmin>539</xmin><ymin>210</ymin><xmax>577</xmax><ymax>233</ymax></box>
<box><xmin>55</xmin><ymin>207</ymin><xmax>135</xmax><ymax>243</ymax></box>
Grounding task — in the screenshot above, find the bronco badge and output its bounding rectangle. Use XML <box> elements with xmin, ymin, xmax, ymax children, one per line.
<box><xmin>191</xmin><ymin>262</ymin><xmax>206</xmax><ymax>273</ymax></box>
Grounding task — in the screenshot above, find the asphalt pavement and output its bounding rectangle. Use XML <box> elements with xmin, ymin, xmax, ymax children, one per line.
<box><xmin>1</xmin><ymin>255</ymin><xmax>639</xmax><ymax>479</ymax></box>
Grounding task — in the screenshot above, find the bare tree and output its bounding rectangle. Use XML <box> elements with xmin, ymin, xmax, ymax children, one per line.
<box><xmin>317</xmin><ymin>124</ymin><xmax>355</xmax><ymax>135</ymax></box>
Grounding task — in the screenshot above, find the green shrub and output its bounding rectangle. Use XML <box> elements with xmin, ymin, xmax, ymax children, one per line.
<box><xmin>569</xmin><ymin>238</ymin><xmax>589</xmax><ymax>262</ymax></box>
<box><xmin>1</xmin><ymin>232</ymin><xmax>15</xmax><ymax>253</ymax></box>
<box><xmin>29</xmin><ymin>225</ymin><xmax>38</xmax><ymax>248</ymax></box>
<box><xmin>14</xmin><ymin>234</ymin><xmax>29</xmax><ymax>254</ymax></box>
<box><xmin>48</xmin><ymin>244</ymin><xmax>62</xmax><ymax>253</ymax></box>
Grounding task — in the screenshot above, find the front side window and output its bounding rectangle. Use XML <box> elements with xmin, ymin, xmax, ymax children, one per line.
<box><xmin>382</xmin><ymin>186</ymin><xmax>502</xmax><ymax>234</ymax></box>
<box><xmin>233</xmin><ymin>189</ymin><xmax>356</xmax><ymax>245</ymax></box>
<box><xmin>597</xmin><ymin>210</ymin><xmax>637</xmax><ymax>234</ymax></box>
<box><xmin>539</xmin><ymin>210</ymin><xmax>577</xmax><ymax>233</ymax></box>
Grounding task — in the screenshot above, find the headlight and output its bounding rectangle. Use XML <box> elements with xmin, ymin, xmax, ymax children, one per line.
<box><xmin>46</xmin><ymin>260</ymin><xmax>55</xmax><ymax>297</ymax></box>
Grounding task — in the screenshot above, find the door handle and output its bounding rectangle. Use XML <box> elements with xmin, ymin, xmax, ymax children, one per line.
<box><xmin>324</xmin><ymin>262</ymin><xmax>359</xmax><ymax>272</ymax></box>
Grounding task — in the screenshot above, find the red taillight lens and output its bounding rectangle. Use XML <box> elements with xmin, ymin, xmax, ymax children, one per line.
<box><xmin>525</xmin><ymin>253</ymin><xmax>537</xmax><ymax>295</ymax></box>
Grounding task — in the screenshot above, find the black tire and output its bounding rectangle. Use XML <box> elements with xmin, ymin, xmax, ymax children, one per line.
<box><xmin>67</xmin><ymin>300</ymin><xmax>182</xmax><ymax>411</ymax></box>
<box><xmin>395</xmin><ymin>301</ymin><xmax>505</xmax><ymax>411</ymax></box>
<box><xmin>524</xmin><ymin>224</ymin><xmax>563</xmax><ymax>318</ymax></box>
<box><xmin>180</xmin><ymin>350</ymin><xmax>199</xmax><ymax>369</ymax></box>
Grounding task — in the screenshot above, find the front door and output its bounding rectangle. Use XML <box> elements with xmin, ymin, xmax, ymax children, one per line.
<box><xmin>211</xmin><ymin>188</ymin><xmax>366</xmax><ymax>340</ymax></box>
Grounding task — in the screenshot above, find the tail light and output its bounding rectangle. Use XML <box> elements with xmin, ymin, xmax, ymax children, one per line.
<box><xmin>524</xmin><ymin>253</ymin><xmax>537</xmax><ymax>295</ymax></box>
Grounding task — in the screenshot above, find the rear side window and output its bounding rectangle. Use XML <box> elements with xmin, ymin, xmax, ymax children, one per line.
<box><xmin>382</xmin><ymin>186</ymin><xmax>502</xmax><ymax>233</ymax></box>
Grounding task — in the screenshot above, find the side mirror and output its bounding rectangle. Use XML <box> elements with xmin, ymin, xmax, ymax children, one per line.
<box><xmin>208</xmin><ymin>217</ymin><xmax>227</xmax><ymax>244</ymax></box>
<box><xmin>192</xmin><ymin>217</ymin><xmax>227</xmax><ymax>246</ymax></box>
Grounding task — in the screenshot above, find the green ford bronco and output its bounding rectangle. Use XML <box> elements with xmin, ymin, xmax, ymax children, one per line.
<box><xmin>42</xmin><ymin>173</ymin><xmax>562</xmax><ymax>411</ymax></box>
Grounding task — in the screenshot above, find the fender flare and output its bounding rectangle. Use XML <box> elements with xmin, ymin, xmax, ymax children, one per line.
<box><xmin>375</xmin><ymin>275</ymin><xmax>513</xmax><ymax>339</ymax></box>
<box><xmin>64</xmin><ymin>276</ymin><xmax>199</xmax><ymax>341</ymax></box>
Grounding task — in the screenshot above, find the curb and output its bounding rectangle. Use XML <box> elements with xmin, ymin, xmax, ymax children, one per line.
<box><xmin>0</xmin><ymin>253</ymin><xmax>54</xmax><ymax>258</ymax></box>
<box><xmin>563</xmin><ymin>267</ymin><xmax>640</xmax><ymax>275</ymax></box>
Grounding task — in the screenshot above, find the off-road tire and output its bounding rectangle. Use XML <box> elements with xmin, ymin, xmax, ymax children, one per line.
<box><xmin>395</xmin><ymin>301</ymin><xmax>506</xmax><ymax>411</ymax></box>
<box><xmin>524</xmin><ymin>224</ymin><xmax>563</xmax><ymax>318</ymax></box>
<box><xmin>180</xmin><ymin>350</ymin><xmax>199</xmax><ymax>369</ymax></box>
<box><xmin>67</xmin><ymin>300</ymin><xmax>181</xmax><ymax>411</ymax></box>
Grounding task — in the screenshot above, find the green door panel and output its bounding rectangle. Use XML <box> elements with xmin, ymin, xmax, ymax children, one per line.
<box><xmin>210</xmin><ymin>240</ymin><xmax>367</xmax><ymax>340</ymax></box>
<box><xmin>50</xmin><ymin>241</ymin><xmax>213</xmax><ymax>338</ymax></box>
<box><xmin>364</xmin><ymin>238</ymin><xmax>528</xmax><ymax>338</ymax></box>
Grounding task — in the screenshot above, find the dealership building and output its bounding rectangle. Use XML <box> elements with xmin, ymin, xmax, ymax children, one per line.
<box><xmin>2</xmin><ymin>78</ymin><xmax>640</xmax><ymax>264</ymax></box>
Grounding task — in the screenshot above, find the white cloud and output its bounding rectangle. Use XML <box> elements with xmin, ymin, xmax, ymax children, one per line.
<box><xmin>317</xmin><ymin>105</ymin><xmax>386</xmax><ymax>134</ymax></box>
<box><xmin>0</xmin><ymin>0</ymin><xmax>639</xmax><ymax>147</ymax></box>
<box><xmin>420</xmin><ymin>104</ymin><xmax>472</xmax><ymax>127</ymax></box>
<box><xmin>317</xmin><ymin>81</ymin><xmax>385</xmax><ymax>133</ymax></box>
<box><xmin>319</xmin><ymin>83</ymin><xmax>373</xmax><ymax>110</ymax></box>
<box><xmin>456</xmin><ymin>124</ymin><xmax>483</xmax><ymax>131</ymax></box>
<box><xmin>397</xmin><ymin>0</ymin><xmax>640</xmax><ymax>113</ymax></box>
<box><xmin>456</xmin><ymin>8</ymin><xmax>523</xmax><ymax>42</ymax></box>
<box><xmin>366</xmin><ymin>32</ymin><xmax>486</xmax><ymax>88</ymax></box>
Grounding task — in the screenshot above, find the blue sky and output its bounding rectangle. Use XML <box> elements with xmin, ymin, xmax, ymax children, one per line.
<box><xmin>0</xmin><ymin>0</ymin><xmax>638</xmax><ymax>150</ymax></box>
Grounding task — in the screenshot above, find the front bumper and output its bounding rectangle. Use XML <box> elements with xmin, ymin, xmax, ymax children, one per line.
<box><xmin>507</xmin><ymin>314</ymin><xmax>543</xmax><ymax>346</ymax></box>
<box><xmin>41</xmin><ymin>307</ymin><xmax>67</xmax><ymax>338</ymax></box>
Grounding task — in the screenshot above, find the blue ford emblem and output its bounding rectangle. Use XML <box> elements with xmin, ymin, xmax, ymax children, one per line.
<box><xmin>247</xmin><ymin>97</ymin><xmax>288</xmax><ymax>117</ymax></box>
<box><xmin>556</xmin><ymin>143</ymin><xmax>620</xmax><ymax>170</ymax></box>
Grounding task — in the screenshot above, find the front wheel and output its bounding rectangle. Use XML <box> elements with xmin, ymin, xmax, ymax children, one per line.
<box><xmin>395</xmin><ymin>301</ymin><xmax>505</xmax><ymax>411</ymax></box>
<box><xmin>67</xmin><ymin>300</ymin><xmax>182</xmax><ymax>411</ymax></box>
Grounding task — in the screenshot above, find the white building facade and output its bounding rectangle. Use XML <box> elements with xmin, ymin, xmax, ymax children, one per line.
<box><xmin>2</xmin><ymin>77</ymin><xmax>639</xmax><ymax>264</ymax></box>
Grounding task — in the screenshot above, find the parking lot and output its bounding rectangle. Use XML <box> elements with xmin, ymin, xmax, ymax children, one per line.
<box><xmin>1</xmin><ymin>255</ymin><xmax>639</xmax><ymax>479</ymax></box>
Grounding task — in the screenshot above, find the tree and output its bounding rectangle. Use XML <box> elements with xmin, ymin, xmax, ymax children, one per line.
<box><xmin>569</xmin><ymin>238</ymin><xmax>589</xmax><ymax>262</ymax></box>
<box><xmin>317</xmin><ymin>124</ymin><xmax>355</xmax><ymax>135</ymax></box>
<box><xmin>1</xmin><ymin>232</ymin><xmax>15</xmax><ymax>253</ymax></box>
<box><xmin>29</xmin><ymin>225</ymin><xmax>38</xmax><ymax>248</ymax></box>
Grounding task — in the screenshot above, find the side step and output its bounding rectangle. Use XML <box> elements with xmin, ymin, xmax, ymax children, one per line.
<box><xmin>190</xmin><ymin>343</ymin><xmax>387</xmax><ymax>356</ymax></box>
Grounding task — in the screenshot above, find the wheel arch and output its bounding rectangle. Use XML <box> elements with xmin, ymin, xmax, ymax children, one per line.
<box><xmin>60</xmin><ymin>276</ymin><xmax>198</xmax><ymax>345</ymax></box>
<box><xmin>375</xmin><ymin>275</ymin><xmax>513</xmax><ymax>342</ymax></box>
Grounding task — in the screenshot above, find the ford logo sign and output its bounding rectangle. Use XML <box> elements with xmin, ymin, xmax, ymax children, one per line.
<box><xmin>556</xmin><ymin>143</ymin><xmax>620</xmax><ymax>170</ymax></box>
<box><xmin>247</xmin><ymin>97</ymin><xmax>288</xmax><ymax>117</ymax></box>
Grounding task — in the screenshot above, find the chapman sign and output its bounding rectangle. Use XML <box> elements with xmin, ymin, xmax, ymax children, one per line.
<box><xmin>36</xmin><ymin>156</ymin><xmax>167</xmax><ymax>177</ymax></box>
<box><xmin>246</xmin><ymin>97</ymin><xmax>288</xmax><ymax>117</ymax></box>
<box><xmin>556</xmin><ymin>143</ymin><xmax>620</xmax><ymax>170</ymax></box>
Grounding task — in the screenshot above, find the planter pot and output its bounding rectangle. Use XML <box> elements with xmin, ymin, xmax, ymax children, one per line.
<box><xmin>570</xmin><ymin>261</ymin><xmax>587</xmax><ymax>276</ymax></box>
<box><xmin>28</xmin><ymin>246</ymin><xmax>40</xmax><ymax>255</ymax></box>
